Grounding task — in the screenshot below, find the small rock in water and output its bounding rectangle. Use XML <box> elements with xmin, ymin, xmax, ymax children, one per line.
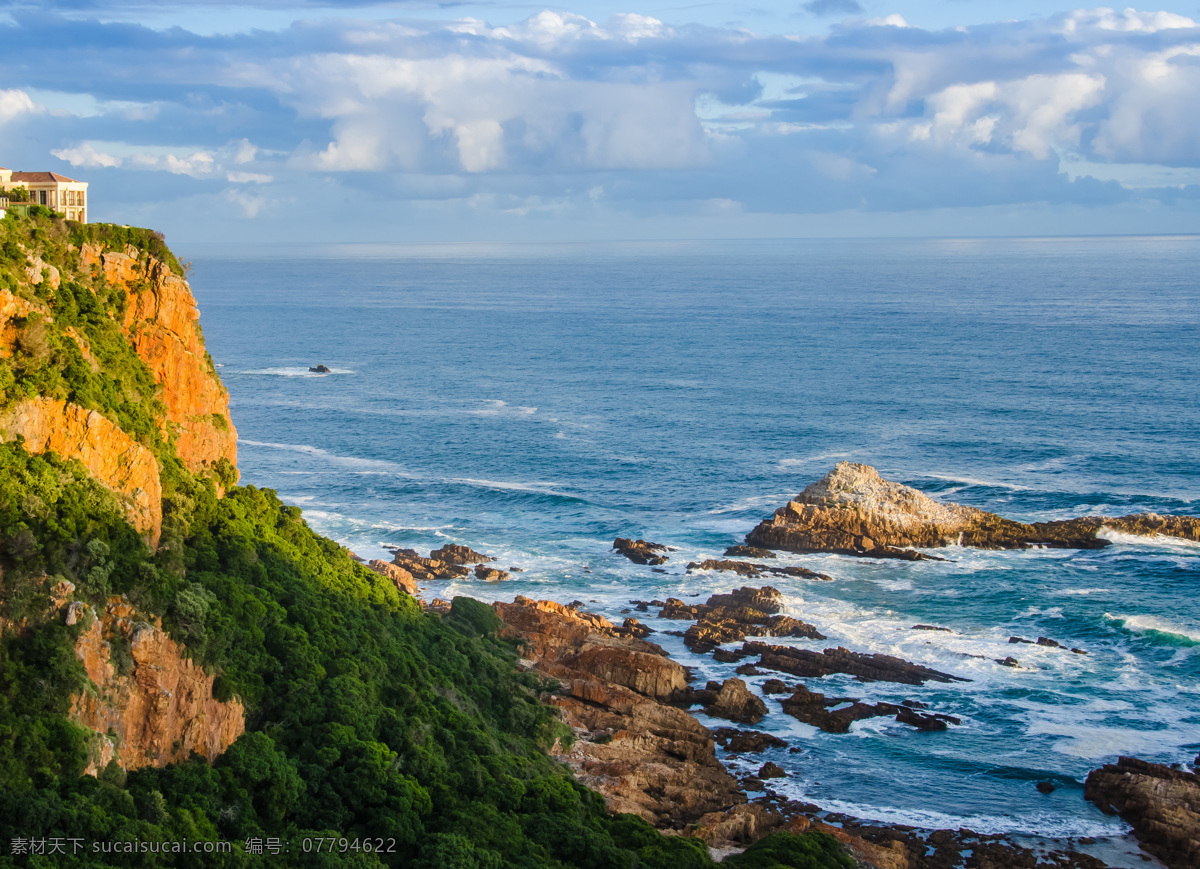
<box><xmin>613</xmin><ymin>537</ymin><xmax>672</xmax><ymax>565</ymax></box>
<box><xmin>1036</xmin><ymin>636</ymin><xmax>1065</xmax><ymax>649</ymax></box>
<box><xmin>913</xmin><ymin>624</ymin><xmax>952</xmax><ymax>633</ymax></box>
<box><xmin>1009</xmin><ymin>636</ymin><xmax>1034</xmax><ymax>644</ymax></box>
<box><xmin>1036</xmin><ymin>781</ymin><xmax>1056</xmax><ymax>794</ymax></box>
<box><xmin>995</xmin><ymin>656</ymin><xmax>1020</xmax><ymax>667</ymax></box>
<box><xmin>758</xmin><ymin>762</ymin><xmax>787</xmax><ymax>779</ymax></box>
<box><xmin>309</xmin><ymin>364</ymin><xmax>331</xmax><ymax>373</ymax></box>
<box><xmin>725</xmin><ymin>545</ymin><xmax>776</xmax><ymax>559</ymax></box>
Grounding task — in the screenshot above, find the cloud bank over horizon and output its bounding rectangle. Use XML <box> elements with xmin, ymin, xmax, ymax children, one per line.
<box><xmin>3</xmin><ymin>5</ymin><xmax>1200</xmax><ymax>240</ymax></box>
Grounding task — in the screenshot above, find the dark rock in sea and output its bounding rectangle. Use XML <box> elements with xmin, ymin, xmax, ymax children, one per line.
<box><xmin>613</xmin><ymin>537</ymin><xmax>672</xmax><ymax>565</ymax></box>
<box><xmin>1072</xmin><ymin>647</ymin><xmax>1088</xmax><ymax>655</ymax></box>
<box><xmin>894</xmin><ymin>706</ymin><xmax>958</xmax><ymax>731</ymax></box>
<box><xmin>650</xmin><ymin>600</ymin><xmax>665</xmax><ymax>608</ymax></box>
<box><xmin>913</xmin><ymin>624</ymin><xmax>952</xmax><ymax>632</ymax></box>
<box><xmin>1085</xmin><ymin>756</ymin><xmax>1200</xmax><ymax>869</ymax></box>
<box><xmin>508</xmin><ymin>566</ymin><xmax>524</xmax><ymax>572</ymax></box>
<box><xmin>758</xmin><ymin>762</ymin><xmax>786</xmax><ymax>779</ymax></box>
<box><xmin>686</xmin><ymin>560</ymin><xmax>832</xmax><ymax>581</ymax></box>
<box><xmin>712</xmin><ymin>728</ymin><xmax>787</xmax><ymax>753</ymax></box>
<box><xmin>1009</xmin><ymin>636</ymin><xmax>1034</xmax><ymax>644</ymax></box>
<box><xmin>745</xmin><ymin>641</ymin><xmax>968</xmax><ymax>685</ymax></box>
<box><xmin>1036</xmin><ymin>636</ymin><xmax>1064</xmax><ymax>648</ymax></box>
<box><xmin>995</xmin><ymin>656</ymin><xmax>1020</xmax><ymax>667</ymax></box>
<box><xmin>309</xmin><ymin>364</ymin><xmax>331</xmax><ymax>373</ymax></box>
<box><xmin>761</xmin><ymin>679</ymin><xmax>790</xmax><ymax>695</ymax></box>
<box><xmin>689</xmin><ymin>678</ymin><xmax>768</xmax><ymax>724</ymax></box>
<box><xmin>734</xmin><ymin>664</ymin><xmax>763</xmax><ymax>677</ymax></box>
<box><xmin>712</xmin><ymin>647</ymin><xmax>746</xmax><ymax>663</ymax></box>
<box><xmin>651</xmin><ymin>567</ymin><xmax>668</xmax><ymax>573</ymax></box>
<box><xmin>432</xmin><ymin>543</ymin><xmax>494</xmax><ymax>565</ymax></box>
<box><xmin>474</xmin><ymin>565</ymin><xmax>510</xmax><ymax>581</ymax></box>
<box><xmin>724</xmin><ymin>545</ymin><xmax>776</xmax><ymax>559</ymax></box>
<box><xmin>390</xmin><ymin>550</ymin><xmax>470</xmax><ymax>580</ymax></box>
<box><xmin>1036</xmin><ymin>781</ymin><xmax>1056</xmax><ymax>794</ymax></box>
<box><xmin>779</xmin><ymin>684</ymin><xmax>903</xmax><ymax>733</ymax></box>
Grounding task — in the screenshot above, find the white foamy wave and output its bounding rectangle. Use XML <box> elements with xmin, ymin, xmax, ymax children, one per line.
<box><xmin>1098</xmin><ymin>527</ymin><xmax>1200</xmax><ymax>550</ymax></box>
<box><xmin>919</xmin><ymin>472</ymin><xmax>1032</xmax><ymax>492</ymax></box>
<box><xmin>1025</xmin><ymin>718</ymin><xmax>1195</xmax><ymax>760</ymax></box>
<box><xmin>466</xmin><ymin>400</ymin><xmax>537</xmax><ymax>416</ymax></box>
<box><xmin>446</xmin><ymin>477</ymin><xmax>569</xmax><ymax>496</ymax></box>
<box><xmin>1105</xmin><ymin>613</ymin><xmax>1200</xmax><ymax>646</ymax></box>
<box><xmin>801</xmin><ymin>797</ymin><xmax>1126</xmax><ymax>839</ymax></box>
<box><xmin>704</xmin><ymin>494</ymin><xmax>796</xmax><ymax>515</ymax></box>
<box><xmin>240</xmin><ymin>440</ymin><xmax>411</xmax><ymax>475</ymax></box>
<box><xmin>1057</xmin><ymin>587</ymin><xmax>1109</xmax><ymax>596</ymax></box>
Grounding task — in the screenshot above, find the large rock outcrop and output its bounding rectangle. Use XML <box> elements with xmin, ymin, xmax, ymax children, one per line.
<box><xmin>1085</xmin><ymin>756</ymin><xmax>1200</xmax><ymax>869</ymax></box>
<box><xmin>0</xmin><ymin>397</ymin><xmax>162</xmax><ymax>546</ymax></box>
<box><xmin>747</xmin><ymin>462</ymin><xmax>1200</xmax><ymax>558</ymax></box>
<box><xmin>492</xmin><ymin>597</ymin><xmax>748</xmax><ymax>832</ymax></box>
<box><xmin>80</xmin><ymin>244</ymin><xmax>237</xmax><ymax>478</ymax></box>
<box><xmin>68</xmin><ymin>596</ymin><xmax>245</xmax><ymax>775</ymax></box>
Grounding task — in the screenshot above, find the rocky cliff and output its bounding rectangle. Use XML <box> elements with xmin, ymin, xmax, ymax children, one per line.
<box><xmin>747</xmin><ymin>462</ymin><xmax>1200</xmax><ymax>558</ymax></box>
<box><xmin>1085</xmin><ymin>757</ymin><xmax>1200</xmax><ymax>869</ymax></box>
<box><xmin>80</xmin><ymin>243</ymin><xmax>237</xmax><ymax>478</ymax></box>
<box><xmin>69</xmin><ymin>595</ymin><xmax>245</xmax><ymax>775</ymax></box>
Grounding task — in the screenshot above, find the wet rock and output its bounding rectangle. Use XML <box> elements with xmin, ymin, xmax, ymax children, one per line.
<box><xmin>432</xmin><ymin>543</ymin><xmax>494</xmax><ymax>565</ymax></box>
<box><xmin>745</xmin><ymin>641</ymin><xmax>968</xmax><ymax>685</ymax></box>
<box><xmin>1036</xmin><ymin>636</ymin><xmax>1064</xmax><ymax>649</ymax></box>
<box><xmin>734</xmin><ymin>664</ymin><xmax>763</xmax><ymax>677</ymax></box>
<box><xmin>779</xmin><ymin>684</ymin><xmax>901</xmax><ymax>733</ymax></box>
<box><xmin>688</xmin><ymin>560</ymin><xmax>833</xmax><ymax>581</ymax></box>
<box><xmin>308</xmin><ymin>364</ymin><xmax>330</xmax><ymax>373</ymax></box>
<box><xmin>621</xmin><ymin>617</ymin><xmax>653</xmax><ymax>639</ymax></box>
<box><xmin>1009</xmin><ymin>636</ymin><xmax>1033</xmax><ymax>644</ymax></box>
<box><xmin>473</xmin><ymin>565</ymin><xmax>510</xmax><ymax>581</ymax></box>
<box><xmin>613</xmin><ymin>537</ymin><xmax>672</xmax><ymax>565</ymax></box>
<box><xmin>761</xmin><ymin>679</ymin><xmax>791</xmax><ymax>695</ymax></box>
<box><xmin>913</xmin><ymin>624</ymin><xmax>952</xmax><ymax>632</ymax></box>
<box><xmin>758</xmin><ymin>762</ymin><xmax>786</xmax><ymax>779</ymax></box>
<box><xmin>390</xmin><ymin>550</ymin><xmax>470</xmax><ymax>580</ymax></box>
<box><xmin>895</xmin><ymin>705</ymin><xmax>958</xmax><ymax>731</ymax></box>
<box><xmin>995</xmin><ymin>656</ymin><xmax>1020</xmax><ymax>667</ymax></box>
<box><xmin>712</xmin><ymin>728</ymin><xmax>787</xmax><ymax>753</ymax></box>
<box><xmin>698</xmin><ymin>678</ymin><xmax>768</xmax><ymax>724</ymax></box>
<box><xmin>724</xmin><ymin>545</ymin><xmax>776</xmax><ymax>559</ymax></box>
<box><xmin>366</xmin><ymin>559</ymin><xmax>419</xmax><ymax>595</ymax></box>
<box><xmin>1036</xmin><ymin>781</ymin><xmax>1056</xmax><ymax>794</ymax></box>
<box><xmin>1085</xmin><ymin>756</ymin><xmax>1200</xmax><ymax>869</ymax></box>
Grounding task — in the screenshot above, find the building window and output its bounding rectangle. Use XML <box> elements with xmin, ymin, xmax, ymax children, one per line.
<box><xmin>39</xmin><ymin>190</ymin><xmax>46</xmax><ymax>205</ymax></box>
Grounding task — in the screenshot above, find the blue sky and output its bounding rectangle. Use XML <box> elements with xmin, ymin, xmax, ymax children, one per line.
<box><xmin>3</xmin><ymin>2</ymin><xmax>1200</xmax><ymax>241</ymax></box>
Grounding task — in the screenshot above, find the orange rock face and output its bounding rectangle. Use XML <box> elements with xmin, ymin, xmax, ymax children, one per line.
<box><xmin>80</xmin><ymin>243</ymin><xmax>238</xmax><ymax>480</ymax></box>
<box><xmin>0</xmin><ymin>288</ymin><xmax>46</xmax><ymax>356</ymax></box>
<box><xmin>69</xmin><ymin>596</ymin><xmax>245</xmax><ymax>775</ymax></box>
<box><xmin>0</xmin><ymin>397</ymin><xmax>162</xmax><ymax>546</ymax></box>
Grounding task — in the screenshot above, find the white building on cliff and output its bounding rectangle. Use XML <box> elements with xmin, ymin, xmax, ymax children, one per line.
<box><xmin>0</xmin><ymin>167</ymin><xmax>89</xmax><ymax>222</ymax></box>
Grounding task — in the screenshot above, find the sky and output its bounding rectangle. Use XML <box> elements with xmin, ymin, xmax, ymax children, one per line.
<box><xmin>3</xmin><ymin>2</ymin><xmax>1200</xmax><ymax>241</ymax></box>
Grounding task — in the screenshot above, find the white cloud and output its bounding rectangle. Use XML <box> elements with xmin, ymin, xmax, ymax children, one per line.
<box><xmin>226</xmin><ymin>171</ymin><xmax>273</xmax><ymax>183</ymax></box>
<box><xmin>51</xmin><ymin>143</ymin><xmax>123</xmax><ymax>168</ymax></box>
<box><xmin>0</xmin><ymin>89</ymin><xmax>39</xmax><ymax>123</ymax></box>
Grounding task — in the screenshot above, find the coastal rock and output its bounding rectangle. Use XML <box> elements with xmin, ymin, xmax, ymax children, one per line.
<box><xmin>366</xmin><ymin>559</ymin><xmax>418</xmax><ymax>595</ymax></box>
<box><xmin>0</xmin><ymin>397</ymin><xmax>162</xmax><ymax>546</ymax></box>
<box><xmin>473</xmin><ymin>565</ymin><xmax>510</xmax><ymax>581</ymax></box>
<box><xmin>779</xmin><ymin>685</ymin><xmax>959</xmax><ymax>734</ymax></box>
<box><xmin>492</xmin><ymin>596</ymin><xmax>746</xmax><ymax>829</ymax></box>
<box><xmin>309</xmin><ymin>364</ymin><xmax>330</xmax><ymax>373</ymax></box>
<box><xmin>724</xmin><ymin>545</ymin><xmax>776</xmax><ymax>559</ymax></box>
<box><xmin>686</xmin><ymin>560</ymin><xmax>832</xmax><ymax>581</ymax></box>
<box><xmin>613</xmin><ymin>538</ymin><xmax>672</xmax><ymax>565</ymax></box>
<box><xmin>712</xmin><ymin>727</ymin><xmax>787</xmax><ymax>753</ymax></box>
<box><xmin>745</xmin><ymin>641</ymin><xmax>968</xmax><ymax>685</ymax></box>
<box><xmin>70</xmin><ymin>596</ymin><xmax>244</xmax><ymax>774</ymax></box>
<box><xmin>1085</xmin><ymin>756</ymin><xmax>1200</xmax><ymax>869</ymax></box>
<box><xmin>672</xmin><ymin>587</ymin><xmax>825</xmax><ymax>653</ymax></box>
<box><xmin>746</xmin><ymin>461</ymin><xmax>1200</xmax><ymax>558</ymax></box>
<box><xmin>692</xmin><ymin>678</ymin><xmax>768</xmax><ymax>724</ymax></box>
<box><xmin>390</xmin><ymin>549</ymin><xmax>470</xmax><ymax>580</ymax></box>
<box><xmin>432</xmin><ymin>543</ymin><xmax>494</xmax><ymax>565</ymax></box>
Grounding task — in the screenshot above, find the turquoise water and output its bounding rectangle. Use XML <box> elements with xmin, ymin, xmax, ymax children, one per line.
<box><xmin>185</xmin><ymin>237</ymin><xmax>1200</xmax><ymax>844</ymax></box>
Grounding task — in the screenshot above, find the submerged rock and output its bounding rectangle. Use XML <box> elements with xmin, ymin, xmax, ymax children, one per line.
<box><xmin>724</xmin><ymin>545</ymin><xmax>776</xmax><ymax>559</ymax></box>
<box><xmin>685</xmin><ymin>559</ymin><xmax>832</xmax><ymax>581</ymax></box>
<box><xmin>308</xmin><ymin>364</ymin><xmax>330</xmax><ymax>373</ymax></box>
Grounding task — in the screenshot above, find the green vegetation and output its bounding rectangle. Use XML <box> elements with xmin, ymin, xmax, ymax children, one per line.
<box><xmin>0</xmin><ymin>213</ymin><xmax>852</xmax><ymax>867</ymax></box>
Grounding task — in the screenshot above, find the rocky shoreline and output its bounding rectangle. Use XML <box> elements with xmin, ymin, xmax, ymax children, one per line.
<box><xmin>367</xmin><ymin>462</ymin><xmax>1200</xmax><ymax>868</ymax></box>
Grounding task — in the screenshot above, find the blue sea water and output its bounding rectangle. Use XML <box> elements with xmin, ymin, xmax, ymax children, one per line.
<box><xmin>184</xmin><ymin>236</ymin><xmax>1200</xmax><ymax>853</ymax></box>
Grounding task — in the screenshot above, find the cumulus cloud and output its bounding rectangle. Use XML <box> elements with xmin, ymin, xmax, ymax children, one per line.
<box><xmin>3</xmin><ymin>6</ymin><xmax>1200</xmax><ymax>232</ymax></box>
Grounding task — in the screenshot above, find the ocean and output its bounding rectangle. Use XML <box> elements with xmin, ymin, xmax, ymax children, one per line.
<box><xmin>183</xmin><ymin>236</ymin><xmax>1200</xmax><ymax>859</ymax></box>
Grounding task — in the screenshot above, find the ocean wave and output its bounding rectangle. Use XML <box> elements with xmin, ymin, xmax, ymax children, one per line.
<box><xmin>239</xmin><ymin>440</ymin><xmax>412</xmax><ymax>475</ymax></box>
<box><xmin>1105</xmin><ymin>614</ymin><xmax>1200</xmax><ymax>647</ymax></box>
<box><xmin>801</xmin><ymin>797</ymin><xmax>1126</xmax><ymax>839</ymax></box>
<box><xmin>1098</xmin><ymin>527</ymin><xmax>1200</xmax><ymax>550</ymax></box>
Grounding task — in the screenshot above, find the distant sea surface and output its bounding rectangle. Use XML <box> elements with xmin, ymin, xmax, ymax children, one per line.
<box><xmin>184</xmin><ymin>237</ymin><xmax>1200</xmax><ymax>854</ymax></box>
